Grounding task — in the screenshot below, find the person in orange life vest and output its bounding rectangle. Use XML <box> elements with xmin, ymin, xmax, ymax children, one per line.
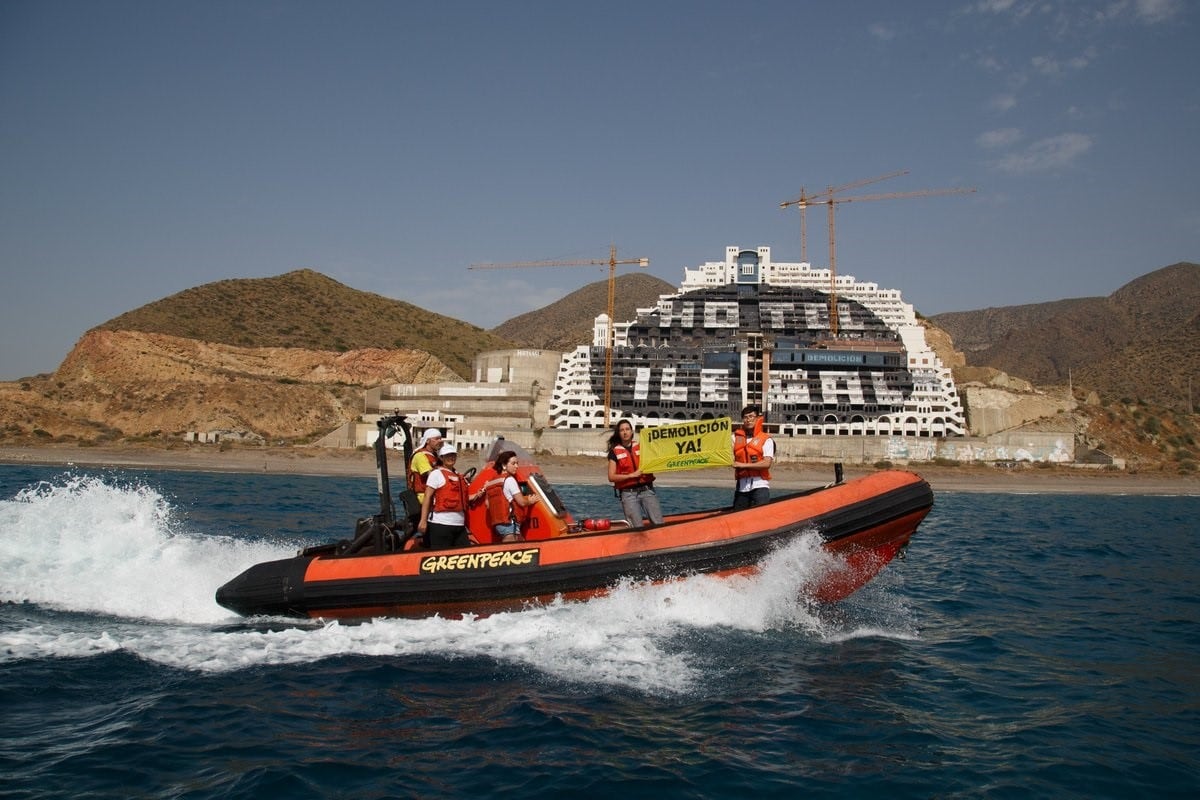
<box><xmin>407</xmin><ymin>428</ymin><xmax>443</xmax><ymax>504</ymax></box>
<box><xmin>484</xmin><ymin>450</ymin><xmax>539</xmax><ymax>543</ymax></box>
<box><xmin>732</xmin><ymin>405</ymin><xmax>774</xmax><ymax>510</ymax></box>
<box><xmin>418</xmin><ymin>443</ymin><xmax>480</xmax><ymax>550</ymax></box>
<box><xmin>606</xmin><ymin>418</ymin><xmax>664</xmax><ymax>528</ymax></box>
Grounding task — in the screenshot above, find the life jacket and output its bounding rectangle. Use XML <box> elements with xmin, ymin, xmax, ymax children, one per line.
<box><xmin>407</xmin><ymin>447</ymin><xmax>440</xmax><ymax>495</ymax></box>
<box><xmin>483</xmin><ymin>470</ymin><xmax>530</xmax><ymax>528</ymax></box>
<box><xmin>611</xmin><ymin>442</ymin><xmax>654</xmax><ymax>491</ymax></box>
<box><xmin>733</xmin><ymin>419</ymin><xmax>773</xmax><ymax>481</ymax></box>
<box><xmin>483</xmin><ymin>473</ymin><xmax>513</xmax><ymax>528</ymax></box>
<box><xmin>430</xmin><ymin>467</ymin><xmax>468</xmax><ymax>514</ymax></box>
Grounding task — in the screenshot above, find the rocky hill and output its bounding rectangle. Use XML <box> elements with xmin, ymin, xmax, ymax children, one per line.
<box><xmin>930</xmin><ymin>262</ymin><xmax>1200</xmax><ymax>472</ymax></box>
<box><xmin>491</xmin><ymin>273</ymin><xmax>677</xmax><ymax>349</ymax></box>
<box><xmin>0</xmin><ymin>269</ymin><xmax>510</xmax><ymax>443</ymax></box>
<box><xmin>99</xmin><ymin>269</ymin><xmax>514</xmax><ymax>379</ymax></box>
<box><xmin>1</xmin><ymin>329</ymin><xmax>459</xmax><ymax>442</ymax></box>
<box><xmin>932</xmin><ymin>262</ymin><xmax>1200</xmax><ymax>409</ymax></box>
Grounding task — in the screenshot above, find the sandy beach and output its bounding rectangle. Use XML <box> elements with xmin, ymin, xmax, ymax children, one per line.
<box><xmin>1</xmin><ymin>443</ymin><xmax>1196</xmax><ymax>495</ymax></box>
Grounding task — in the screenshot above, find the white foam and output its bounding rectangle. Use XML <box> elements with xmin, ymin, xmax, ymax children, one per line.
<box><xmin>0</xmin><ymin>474</ymin><xmax>292</xmax><ymax>624</ymax></box>
<box><xmin>0</xmin><ymin>474</ymin><xmax>916</xmax><ymax>693</ymax></box>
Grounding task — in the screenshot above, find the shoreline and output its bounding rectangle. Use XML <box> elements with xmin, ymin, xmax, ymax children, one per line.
<box><xmin>1</xmin><ymin>444</ymin><xmax>1196</xmax><ymax>495</ymax></box>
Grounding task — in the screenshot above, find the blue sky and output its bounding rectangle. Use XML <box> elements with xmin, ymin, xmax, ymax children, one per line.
<box><xmin>2</xmin><ymin>0</ymin><xmax>1196</xmax><ymax>379</ymax></box>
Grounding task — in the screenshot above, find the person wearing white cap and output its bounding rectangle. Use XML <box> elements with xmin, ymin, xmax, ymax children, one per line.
<box><xmin>407</xmin><ymin>428</ymin><xmax>444</xmax><ymax>504</ymax></box>
<box><xmin>418</xmin><ymin>442</ymin><xmax>477</xmax><ymax>550</ymax></box>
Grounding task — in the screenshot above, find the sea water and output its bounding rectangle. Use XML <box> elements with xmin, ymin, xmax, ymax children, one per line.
<box><xmin>1</xmin><ymin>465</ymin><xmax>1196</xmax><ymax>799</ymax></box>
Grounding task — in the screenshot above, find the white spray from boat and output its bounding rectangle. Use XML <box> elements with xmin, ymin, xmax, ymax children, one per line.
<box><xmin>0</xmin><ymin>473</ymin><xmax>915</xmax><ymax>693</ymax></box>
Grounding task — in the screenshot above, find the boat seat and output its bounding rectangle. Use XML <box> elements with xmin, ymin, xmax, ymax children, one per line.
<box><xmin>397</xmin><ymin>489</ymin><xmax>422</xmax><ymax>525</ymax></box>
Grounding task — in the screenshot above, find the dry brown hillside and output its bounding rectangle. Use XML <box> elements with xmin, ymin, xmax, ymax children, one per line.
<box><xmin>491</xmin><ymin>273</ymin><xmax>677</xmax><ymax>350</ymax></box>
<box><xmin>0</xmin><ymin>330</ymin><xmax>459</xmax><ymax>442</ymax></box>
<box><xmin>931</xmin><ymin>262</ymin><xmax>1200</xmax><ymax>473</ymax></box>
<box><xmin>932</xmin><ymin>262</ymin><xmax>1200</xmax><ymax>409</ymax></box>
<box><xmin>100</xmin><ymin>268</ymin><xmax>514</xmax><ymax>379</ymax></box>
<box><xmin>0</xmin><ymin>268</ymin><xmax>498</xmax><ymax>443</ymax></box>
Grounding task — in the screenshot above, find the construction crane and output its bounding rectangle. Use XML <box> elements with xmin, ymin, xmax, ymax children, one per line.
<box><xmin>781</xmin><ymin>174</ymin><xmax>975</xmax><ymax>335</ymax></box>
<box><xmin>469</xmin><ymin>245</ymin><xmax>649</xmax><ymax>422</ymax></box>
<box><xmin>780</xmin><ymin>170</ymin><xmax>908</xmax><ymax>262</ymax></box>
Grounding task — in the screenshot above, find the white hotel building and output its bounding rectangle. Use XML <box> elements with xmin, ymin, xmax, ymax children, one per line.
<box><xmin>549</xmin><ymin>246</ymin><xmax>966</xmax><ymax>438</ymax></box>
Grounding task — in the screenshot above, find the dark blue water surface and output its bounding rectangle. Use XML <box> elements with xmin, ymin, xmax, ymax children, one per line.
<box><xmin>1</xmin><ymin>464</ymin><xmax>1197</xmax><ymax>799</ymax></box>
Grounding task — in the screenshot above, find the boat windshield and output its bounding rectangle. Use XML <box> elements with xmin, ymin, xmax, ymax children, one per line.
<box><xmin>465</xmin><ymin>437</ymin><xmax>538</xmax><ymax>472</ymax></box>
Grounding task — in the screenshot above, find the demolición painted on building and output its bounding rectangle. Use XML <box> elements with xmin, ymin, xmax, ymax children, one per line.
<box><xmin>550</xmin><ymin>246</ymin><xmax>965</xmax><ymax>437</ymax></box>
<box><xmin>319</xmin><ymin>247</ymin><xmax>1076</xmax><ymax>463</ymax></box>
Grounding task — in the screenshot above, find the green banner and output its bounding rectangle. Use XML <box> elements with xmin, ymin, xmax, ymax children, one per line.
<box><xmin>640</xmin><ymin>417</ymin><xmax>734</xmax><ymax>473</ymax></box>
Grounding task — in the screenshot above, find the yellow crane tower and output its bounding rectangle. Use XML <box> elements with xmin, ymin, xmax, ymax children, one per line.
<box><xmin>781</xmin><ymin>173</ymin><xmax>975</xmax><ymax>335</ymax></box>
<box><xmin>781</xmin><ymin>169</ymin><xmax>909</xmax><ymax>263</ymax></box>
<box><xmin>469</xmin><ymin>244</ymin><xmax>650</xmax><ymax>422</ymax></box>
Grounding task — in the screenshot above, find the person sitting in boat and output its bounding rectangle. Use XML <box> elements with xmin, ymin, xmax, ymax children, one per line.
<box><xmin>407</xmin><ymin>428</ymin><xmax>443</xmax><ymax>504</ymax></box>
<box><xmin>606</xmin><ymin>418</ymin><xmax>664</xmax><ymax>528</ymax></box>
<box><xmin>483</xmin><ymin>450</ymin><xmax>539</xmax><ymax>543</ymax></box>
<box><xmin>418</xmin><ymin>443</ymin><xmax>479</xmax><ymax>550</ymax></box>
<box><xmin>732</xmin><ymin>405</ymin><xmax>774</xmax><ymax>510</ymax></box>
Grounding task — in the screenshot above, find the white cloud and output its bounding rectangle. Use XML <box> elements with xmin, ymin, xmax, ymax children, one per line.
<box><xmin>1093</xmin><ymin>0</ymin><xmax>1181</xmax><ymax>24</ymax></box>
<box><xmin>1032</xmin><ymin>46</ymin><xmax>1096</xmax><ymax>76</ymax></box>
<box><xmin>968</xmin><ymin>0</ymin><xmax>1040</xmax><ymax>21</ymax></box>
<box><xmin>989</xmin><ymin>92</ymin><xmax>1018</xmax><ymax>112</ymax></box>
<box><xmin>974</xmin><ymin>0</ymin><xmax>1178</xmax><ymax>31</ymax></box>
<box><xmin>868</xmin><ymin>22</ymin><xmax>897</xmax><ymax>41</ymax></box>
<box><xmin>993</xmin><ymin>132</ymin><xmax>1093</xmax><ymax>173</ymax></box>
<box><xmin>1134</xmin><ymin>0</ymin><xmax>1182</xmax><ymax>23</ymax></box>
<box><xmin>1069</xmin><ymin>47</ymin><xmax>1097</xmax><ymax>69</ymax></box>
<box><xmin>1092</xmin><ymin>2</ymin><xmax>1127</xmax><ymax>24</ymax></box>
<box><xmin>1032</xmin><ymin>55</ymin><xmax>1062</xmax><ymax>76</ymax></box>
<box><xmin>976</xmin><ymin>52</ymin><xmax>1004</xmax><ymax>72</ymax></box>
<box><xmin>977</xmin><ymin>128</ymin><xmax>1023</xmax><ymax>148</ymax></box>
<box><xmin>973</xmin><ymin>0</ymin><xmax>1020</xmax><ymax>14</ymax></box>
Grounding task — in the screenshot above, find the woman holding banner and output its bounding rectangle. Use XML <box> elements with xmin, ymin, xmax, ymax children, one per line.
<box><xmin>606</xmin><ymin>419</ymin><xmax>664</xmax><ymax>528</ymax></box>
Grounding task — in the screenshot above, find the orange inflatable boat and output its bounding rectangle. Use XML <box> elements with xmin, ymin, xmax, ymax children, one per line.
<box><xmin>216</xmin><ymin>415</ymin><xmax>933</xmax><ymax>619</ymax></box>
